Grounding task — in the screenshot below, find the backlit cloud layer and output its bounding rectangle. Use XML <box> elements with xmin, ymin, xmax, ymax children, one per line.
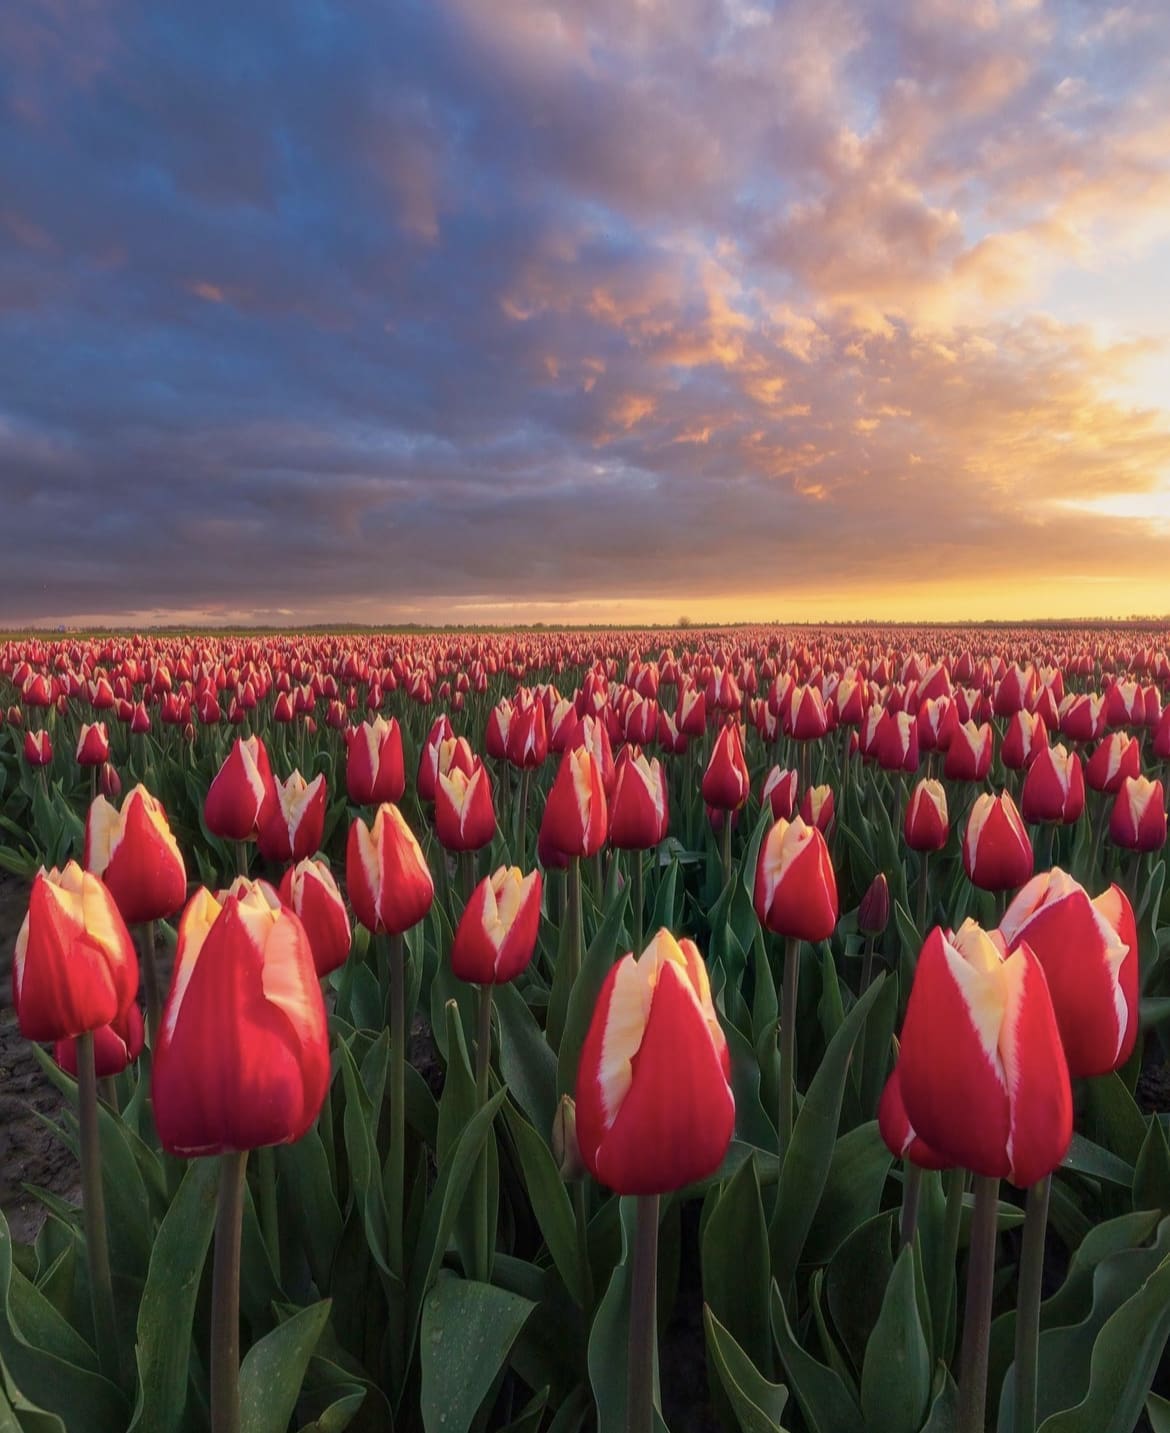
<box><xmin>2</xmin><ymin>0</ymin><xmax>1169</xmax><ymax>624</ymax></box>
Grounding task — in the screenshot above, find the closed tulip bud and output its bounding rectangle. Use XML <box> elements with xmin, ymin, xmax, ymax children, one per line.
<box><xmin>656</xmin><ymin>707</ymin><xmax>688</xmax><ymax>754</ymax></box>
<box><xmin>786</xmin><ymin>685</ymin><xmax>829</xmax><ymax>741</ymax></box>
<box><xmin>754</xmin><ymin>816</ymin><xmax>838</xmax><ymax>941</ymax></box>
<box><xmin>1002</xmin><ymin>710</ymin><xmax>1046</xmax><ymax>771</ymax></box>
<box><xmin>1085</xmin><ymin>732</ymin><xmax>1141</xmax><ymax>795</ymax></box>
<box><xmin>85</xmin><ymin>785</ymin><xmax>187</xmax><ymax>924</ymax></box>
<box><xmin>904</xmin><ymin>779</ymin><xmax>949</xmax><ymax>852</ymax></box>
<box><xmin>1108</xmin><ymin>776</ymin><xmax>1167</xmax><ymax>853</ymax></box>
<box><xmin>435</xmin><ymin>761</ymin><xmax>496</xmax><ymax>852</ymax></box>
<box><xmin>55</xmin><ymin>1002</ymin><xmax>145</xmax><ymax>1080</ymax></box>
<box><xmin>273</xmin><ymin>691</ymin><xmax>295</xmax><ymax>724</ymax></box>
<box><xmin>762</xmin><ymin>766</ymin><xmax>798</xmax><ymax>821</ymax></box>
<box><xmin>943</xmin><ymin>720</ymin><xmax>993</xmax><ymax>782</ymax></box>
<box><xmin>23</xmin><ymin>730</ymin><xmax>52</xmax><ymax>767</ymax></box>
<box><xmin>76</xmin><ymin>722</ymin><xmax>110</xmax><ymax>766</ymax></box>
<box><xmin>344</xmin><ymin>715</ymin><xmax>405</xmax><ymax>806</ymax></box>
<box><xmin>858</xmin><ymin>873</ymin><xmax>890</xmax><ymax>935</ymax></box>
<box><xmin>347</xmin><ymin>803</ymin><xmax>435</xmax><ymax>935</ymax></box>
<box><xmin>506</xmin><ymin>699</ymin><xmax>548</xmax><ymax>768</ymax></box>
<box><xmin>676</xmin><ymin>687</ymin><xmax>707</xmax><ymax>738</ymax></box>
<box><xmin>878</xmin><ymin>1064</ymin><xmax>948</xmax><ymax>1170</ymax></box>
<box><xmin>963</xmin><ymin>791</ymin><xmax>1033</xmax><ymax>891</ymax></box>
<box><xmin>152</xmin><ymin>882</ymin><xmax>329</xmax><ymax>1155</ymax></box>
<box><xmin>701</xmin><ymin>722</ymin><xmax>750</xmax><ymax>810</ymax></box>
<box><xmin>204</xmin><ymin>735</ymin><xmax>278</xmax><ymax>842</ymax></box>
<box><xmin>575</xmin><ymin>930</ymin><xmax>734</xmax><ymax>1194</ymax></box>
<box><xmin>257</xmin><ymin>770</ymin><xmax>328</xmax><ymax>864</ymax></box>
<box><xmin>552</xmin><ymin>1094</ymin><xmax>586</xmax><ymax>1181</ymax></box>
<box><xmin>875</xmin><ymin>710</ymin><xmax>919</xmax><ymax>773</ymax></box>
<box><xmin>278</xmin><ymin>858</ymin><xmax>352</xmax><ymax>977</ymax></box>
<box><xmin>1059</xmin><ymin>691</ymin><xmax>1104</xmax><ymax>744</ymax></box>
<box><xmin>451</xmin><ymin>866</ymin><xmax>542</xmax><ymax>983</ymax></box>
<box><xmin>537</xmin><ymin>801</ymin><xmax>572</xmax><ymax>870</ymax></box>
<box><xmin>1020</xmin><ymin>743</ymin><xmax>1084</xmax><ymax>825</ymax></box>
<box><xmin>13</xmin><ymin>863</ymin><xmax>139</xmax><ymax>1041</ymax></box>
<box><xmin>799</xmin><ymin>783</ymin><xmax>835</xmax><ymax>836</ymax></box>
<box><xmin>129</xmin><ymin>701</ymin><xmax>151</xmax><ymax>735</ymax></box>
<box><xmin>543</xmin><ymin>747</ymin><xmax>608</xmax><ymax>858</ymax></box>
<box><xmin>608</xmin><ymin>752</ymin><xmax>669</xmax><ymax>850</ymax></box>
<box><xmin>1000</xmin><ymin>868</ymin><xmax>1138</xmax><ymax>1076</ymax></box>
<box><xmin>99</xmin><ymin>761</ymin><xmax>121</xmax><ymax>801</ymax></box>
<box><xmin>897</xmin><ymin>921</ymin><xmax>1072</xmax><ymax>1186</ymax></box>
<box><xmin>485</xmin><ymin>700</ymin><xmax>511</xmax><ymax>760</ymax></box>
<box><xmin>416</xmin><ymin>714</ymin><xmax>454</xmax><ymax>803</ymax></box>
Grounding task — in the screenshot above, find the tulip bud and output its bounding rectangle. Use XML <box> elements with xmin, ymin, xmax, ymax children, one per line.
<box><xmin>346</xmin><ymin>803</ymin><xmax>435</xmax><ymax>935</ymax></box>
<box><xmin>85</xmin><ymin>785</ymin><xmax>188</xmax><ymax>925</ymax></box>
<box><xmin>962</xmin><ymin>791</ymin><xmax>1033</xmax><ymax>892</ymax></box>
<box><xmin>204</xmin><ymin>735</ymin><xmax>278</xmax><ymax>842</ymax></box>
<box><xmin>754</xmin><ymin>816</ymin><xmax>838</xmax><ymax>941</ymax></box>
<box><xmin>878</xmin><ymin>1064</ymin><xmax>948</xmax><ymax>1170</ymax></box>
<box><xmin>608</xmin><ymin>753</ymin><xmax>669</xmax><ymax>850</ymax></box>
<box><xmin>858</xmin><ymin>873</ymin><xmax>890</xmax><ymax>936</ymax></box>
<box><xmin>451</xmin><ymin>867</ymin><xmax>543</xmax><ymax>984</ymax></box>
<box><xmin>1000</xmin><ymin>868</ymin><xmax>1137</xmax><ymax>1077</ymax></box>
<box><xmin>278</xmin><ymin>858</ymin><xmax>352</xmax><ymax>977</ymax></box>
<box><xmin>575</xmin><ymin>930</ymin><xmax>734</xmax><ymax>1193</ymax></box>
<box><xmin>76</xmin><ymin>722</ymin><xmax>110</xmax><ymax>767</ymax></box>
<box><xmin>762</xmin><ymin>766</ymin><xmax>798</xmax><ymax>821</ymax></box>
<box><xmin>552</xmin><ymin>1094</ymin><xmax>585</xmax><ymax>1181</ymax></box>
<box><xmin>257</xmin><ymin>770</ymin><xmax>328</xmax><ymax>865</ymax></box>
<box><xmin>13</xmin><ymin>863</ymin><xmax>139</xmax><ymax>1041</ymax></box>
<box><xmin>152</xmin><ymin>882</ymin><xmax>329</xmax><ymax>1155</ymax></box>
<box><xmin>55</xmin><ymin>1002</ymin><xmax>145</xmax><ymax>1080</ymax></box>
<box><xmin>345</xmin><ymin>716</ymin><xmax>405</xmax><ymax>805</ymax></box>
<box><xmin>542</xmin><ymin>747</ymin><xmax>608</xmax><ymax>858</ymax></box>
<box><xmin>799</xmin><ymin>783</ymin><xmax>835</xmax><ymax>836</ymax></box>
<box><xmin>1020</xmin><ymin>743</ymin><xmax>1084</xmax><ymax>825</ymax></box>
<box><xmin>1085</xmin><ymin>732</ymin><xmax>1141</xmax><ymax>795</ymax></box>
<box><xmin>701</xmin><ymin>722</ymin><xmax>750</xmax><ymax>810</ymax></box>
<box><xmin>1108</xmin><ymin>776</ymin><xmax>1167</xmax><ymax>853</ymax></box>
<box><xmin>897</xmin><ymin>921</ymin><xmax>1072</xmax><ymax>1186</ymax></box>
<box><xmin>943</xmin><ymin>721</ymin><xmax>993</xmax><ymax>782</ymax></box>
<box><xmin>23</xmin><ymin>730</ymin><xmax>52</xmax><ymax>767</ymax></box>
<box><xmin>904</xmin><ymin>778</ymin><xmax>949</xmax><ymax>852</ymax></box>
<box><xmin>99</xmin><ymin>761</ymin><xmax>122</xmax><ymax>801</ymax></box>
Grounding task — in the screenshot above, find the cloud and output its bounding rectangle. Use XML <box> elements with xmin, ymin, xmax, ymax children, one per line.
<box><xmin>1</xmin><ymin>0</ymin><xmax>1169</xmax><ymax>624</ymax></box>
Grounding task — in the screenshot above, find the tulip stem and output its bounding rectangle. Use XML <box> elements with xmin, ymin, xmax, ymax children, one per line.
<box><xmin>628</xmin><ymin>1194</ymin><xmax>660</xmax><ymax>1433</ymax></box>
<box><xmin>567</xmin><ymin>858</ymin><xmax>583</xmax><ymax>990</ymax></box>
<box><xmin>958</xmin><ymin>1174</ymin><xmax>1000</xmax><ymax>1433</ymax></box>
<box><xmin>517</xmin><ymin>767</ymin><xmax>531</xmax><ymax>861</ymax></box>
<box><xmin>473</xmin><ymin>983</ymin><xmax>494</xmax><ymax>1282</ymax></box>
<box><xmin>140</xmin><ymin>919</ymin><xmax>161</xmax><ymax>1047</ymax></box>
<box><xmin>387</xmin><ymin>931</ymin><xmax>406</xmax><ymax>1285</ymax></box>
<box><xmin>931</xmin><ymin>1168</ymin><xmax>967</xmax><ymax>1357</ymax></box>
<box><xmin>211</xmin><ymin>1150</ymin><xmax>249</xmax><ymax>1433</ymax></box>
<box><xmin>917</xmin><ymin>851</ymin><xmax>930</xmax><ymax>937</ymax></box>
<box><xmin>631</xmin><ymin>852</ymin><xmax>644</xmax><ymax>956</ymax></box>
<box><xmin>860</xmin><ymin>932</ymin><xmax>877</xmax><ymax>994</ymax></box>
<box><xmin>235</xmin><ymin>840</ymin><xmax>248</xmax><ymax>880</ymax></box>
<box><xmin>461</xmin><ymin>849</ymin><xmax>476</xmax><ymax>906</ymax></box>
<box><xmin>89</xmin><ymin>766</ymin><xmax>96</xmax><ymax>807</ymax></box>
<box><xmin>900</xmin><ymin>1162</ymin><xmax>923</xmax><ymax>1249</ymax></box>
<box><xmin>778</xmin><ymin>937</ymin><xmax>800</xmax><ymax>1158</ymax></box>
<box><xmin>1013</xmin><ymin>1174</ymin><xmax>1051</xmax><ymax>1433</ymax></box>
<box><xmin>77</xmin><ymin>1032</ymin><xmax>120</xmax><ymax>1385</ymax></box>
<box><xmin>258</xmin><ymin>1145</ymin><xmax>280</xmax><ymax>1278</ymax></box>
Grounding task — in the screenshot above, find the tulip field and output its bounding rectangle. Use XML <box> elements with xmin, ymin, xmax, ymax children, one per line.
<box><xmin>2</xmin><ymin>627</ymin><xmax>1170</xmax><ymax>1433</ymax></box>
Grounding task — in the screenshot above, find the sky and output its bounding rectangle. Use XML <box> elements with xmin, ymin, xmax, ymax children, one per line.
<box><xmin>2</xmin><ymin>0</ymin><xmax>1170</xmax><ymax>628</ymax></box>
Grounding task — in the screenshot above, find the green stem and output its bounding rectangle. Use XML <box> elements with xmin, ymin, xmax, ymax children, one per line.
<box><xmin>77</xmin><ymin>1032</ymin><xmax>120</xmax><ymax>1384</ymax></box>
<box><xmin>720</xmin><ymin>812</ymin><xmax>732</xmax><ymax>888</ymax></box>
<box><xmin>573</xmin><ymin>1180</ymin><xmax>594</xmax><ymax>1323</ymax></box>
<box><xmin>567</xmin><ymin>858</ymin><xmax>583</xmax><ymax>988</ymax></box>
<box><xmin>900</xmin><ymin>1162</ymin><xmax>923</xmax><ymax>1249</ymax></box>
<box><xmin>387</xmin><ymin>931</ymin><xmax>406</xmax><ymax>1285</ymax></box>
<box><xmin>210</xmin><ymin>1150</ymin><xmax>249</xmax><ymax>1433</ymax></box>
<box><xmin>1013</xmin><ymin>1174</ymin><xmax>1051</xmax><ymax>1433</ymax></box>
<box><xmin>627</xmin><ymin>1194</ymin><xmax>660</xmax><ymax>1433</ymax></box>
<box><xmin>473</xmin><ymin>983</ymin><xmax>494</xmax><ymax>1282</ymax></box>
<box><xmin>517</xmin><ymin>767</ymin><xmax>531</xmax><ymax>862</ymax></box>
<box><xmin>235</xmin><ymin>840</ymin><xmax>248</xmax><ymax>880</ymax></box>
<box><xmin>258</xmin><ymin>1145</ymin><xmax>279</xmax><ymax>1277</ymax></box>
<box><xmin>860</xmin><ymin>932</ymin><xmax>876</xmax><ymax>994</ymax></box>
<box><xmin>778</xmin><ymin>937</ymin><xmax>800</xmax><ymax>1158</ymax></box>
<box><xmin>931</xmin><ymin>1168</ymin><xmax>967</xmax><ymax>1357</ymax></box>
<box><xmin>461</xmin><ymin>849</ymin><xmax>476</xmax><ymax>906</ymax></box>
<box><xmin>631</xmin><ymin>851</ymin><xmax>644</xmax><ymax>955</ymax></box>
<box><xmin>140</xmin><ymin>919</ymin><xmax>161</xmax><ymax>1048</ymax></box>
<box><xmin>958</xmin><ymin>1174</ymin><xmax>1000</xmax><ymax>1433</ymax></box>
<box><xmin>917</xmin><ymin>850</ymin><xmax>930</xmax><ymax>936</ymax></box>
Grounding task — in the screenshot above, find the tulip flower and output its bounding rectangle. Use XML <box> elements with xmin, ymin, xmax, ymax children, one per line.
<box><xmin>762</xmin><ymin>766</ymin><xmax>798</xmax><ymax>820</ymax></box>
<box><xmin>754</xmin><ymin>816</ymin><xmax>838</xmax><ymax>942</ymax></box>
<box><xmin>278</xmin><ymin>857</ymin><xmax>352</xmax><ymax>978</ymax></box>
<box><xmin>575</xmin><ymin>929</ymin><xmax>734</xmax><ymax>1195</ymax></box>
<box><xmin>13</xmin><ymin>862</ymin><xmax>139</xmax><ymax>1042</ymax></box>
<box><xmin>786</xmin><ymin>685</ymin><xmax>828</xmax><ymax>741</ymax></box>
<box><xmin>1059</xmin><ymin>691</ymin><xmax>1104</xmax><ymax>744</ymax></box>
<box><xmin>153</xmin><ymin>880</ymin><xmax>329</xmax><ymax>1155</ymax></box>
<box><xmin>701</xmin><ymin>721</ymin><xmax>750</xmax><ymax>810</ymax></box>
<box><xmin>904</xmin><ymin>778</ymin><xmax>949</xmax><ymax>852</ymax></box>
<box><xmin>76</xmin><ymin>722</ymin><xmax>110</xmax><ymax>766</ymax></box>
<box><xmin>85</xmin><ymin>784</ymin><xmax>187</xmax><ymax>926</ymax></box>
<box><xmin>875</xmin><ymin>710</ymin><xmax>919</xmax><ymax>773</ymax></box>
<box><xmin>1020</xmin><ymin>743</ymin><xmax>1084</xmax><ymax>825</ymax></box>
<box><xmin>346</xmin><ymin>803</ymin><xmax>435</xmax><ymax>935</ymax></box>
<box><xmin>608</xmin><ymin>752</ymin><xmax>669</xmax><ymax>850</ymax></box>
<box><xmin>451</xmin><ymin>867</ymin><xmax>543</xmax><ymax>984</ymax></box>
<box><xmin>1002</xmin><ymin>711</ymin><xmax>1046</xmax><ymax>771</ymax></box>
<box><xmin>416</xmin><ymin>714</ymin><xmax>454</xmax><ymax>802</ymax></box>
<box><xmin>1000</xmin><ymin>868</ymin><xmax>1137</xmax><ymax>1077</ymax></box>
<box><xmin>542</xmin><ymin>747</ymin><xmax>608</xmax><ymax>859</ymax></box>
<box><xmin>55</xmin><ymin>1002</ymin><xmax>145</xmax><ymax>1080</ymax></box>
<box><xmin>204</xmin><ymin>735</ymin><xmax>278</xmax><ymax>842</ymax></box>
<box><xmin>943</xmin><ymin>721</ymin><xmax>993</xmax><ymax>782</ymax></box>
<box><xmin>345</xmin><ymin>716</ymin><xmax>405</xmax><ymax>805</ymax></box>
<box><xmin>897</xmin><ymin>921</ymin><xmax>1072</xmax><ymax>1187</ymax></box>
<box><xmin>962</xmin><ymin>791</ymin><xmax>1033</xmax><ymax>892</ymax></box>
<box><xmin>1108</xmin><ymin>775</ymin><xmax>1167</xmax><ymax>854</ymax></box>
<box><xmin>799</xmin><ymin>783</ymin><xmax>835</xmax><ymax>836</ymax></box>
<box><xmin>1085</xmin><ymin>732</ymin><xmax>1141</xmax><ymax>795</ymax></box>
<box><xmin>23</xmin><ymin>730</ymin><xmax>52</xmax><ymax>767</ymax></box>
<box><xmin>878</xmin><ymin>1065</ymin><xmax>949</xmax><ymax>1171</ymax></box>
<box><xmin>435</xmin><ymin>760</ymin><xmax>497</xmax><ymax>852</ymax></box>
<box><xmin>859</xmin><ymin>872</ymin><xmax>890</xmax><ymax>936</ymax></box>
<box><xmin>676</xmin><ymin>687</ymin><xmax>707</xmax><ymax>737</ymax></box>
<box><xmin>506</xmin><ymin>697</ymin><xmax>548</xmax><ymax>768</ymax></box>
<box><xmin>257</xmin><ymin>770</ymin><xmax>327</xmax><ymax>865</ymax></box>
